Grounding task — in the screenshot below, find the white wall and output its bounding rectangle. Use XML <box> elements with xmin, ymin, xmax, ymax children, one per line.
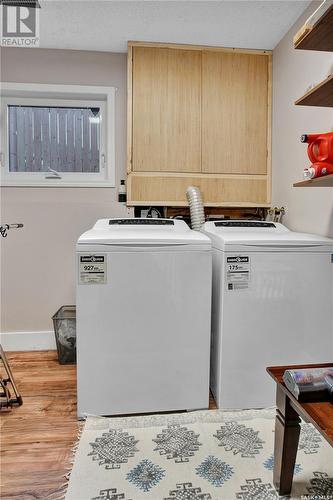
<box><xmin>0</xmin><ymin>48</ymin><xmax>131</xmax><ymax>333</ymax></box>
<box><xmin>2</xmin><ymin>10</ymin><xmax>333</xmax><ymax>336</ymax></box>
<box><xmin>272</xmin><ymin>3</ymin><xmax>333</xmax><ymax>237</ymax></box>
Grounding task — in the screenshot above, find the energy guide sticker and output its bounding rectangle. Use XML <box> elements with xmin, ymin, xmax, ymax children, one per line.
<box><xmin>226</xmin><ymin>255</ymin><xmax>250</xmax><ymax>290</ymax></box>
<box><xmin>79</xmin><ymin>255</ymin><xmax>107</xmax><ymax>284</ymax></box>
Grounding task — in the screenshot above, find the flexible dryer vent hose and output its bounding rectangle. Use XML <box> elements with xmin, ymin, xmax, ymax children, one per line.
<box><xmin>186</xmin><ymin>186</ymin><xmax>205</xmax><ymax>231</ymax></box>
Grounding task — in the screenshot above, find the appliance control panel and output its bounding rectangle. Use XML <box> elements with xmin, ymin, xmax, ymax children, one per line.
<box><xmin>214</xmin><ymin>221</ymin><xmax>276</xmax><ymax>228</ymax></box>
<box><xmin>109</xmin><ymin>219</ymin><xmax>174</xmax><ymax>226</ymax></box>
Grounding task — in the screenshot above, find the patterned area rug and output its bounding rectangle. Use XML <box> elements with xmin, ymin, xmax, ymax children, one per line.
<box><xmin>65</xmin><ymin>409</ymin><xmax>333</xmax><ymax>500</ymax></box>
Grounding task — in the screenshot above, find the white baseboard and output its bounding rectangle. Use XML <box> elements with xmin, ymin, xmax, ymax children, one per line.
<box><xmin>0</xmin><ymin>330</ymin><xmax>56</xmax><ymax>351</ymax></box>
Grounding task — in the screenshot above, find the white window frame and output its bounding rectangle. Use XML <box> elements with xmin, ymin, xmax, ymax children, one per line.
<box><xmin>0</xmin><ymin>83</ymin><xmax>116</xmax><ymax>187</ymax></box>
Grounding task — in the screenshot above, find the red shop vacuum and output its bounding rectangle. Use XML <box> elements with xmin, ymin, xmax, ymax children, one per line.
<box><xmin>301</xmin><ymin>132</ymin><xmax>333</xmax><ymax>179</ymax></box>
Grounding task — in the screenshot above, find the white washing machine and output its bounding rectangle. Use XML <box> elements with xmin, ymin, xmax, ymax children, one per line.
<box><xmin>76</xmin><ymin>218</ymin><xmax>212</xmax><ymax>417</ymax></box>
<box><xmin>203</xmin><ymin>220</ymin><xmax>333</xmax><ymax>409</ymax></box>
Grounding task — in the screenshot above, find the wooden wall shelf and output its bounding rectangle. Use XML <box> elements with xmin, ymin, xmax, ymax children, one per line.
<box><xmin>293</xmin><ymin>3</ymin><xmax>333</xmax><ymax>189</ymax></box>
<box><xmin>294</xmin><ymin>4</ymin><xmax>333</xmax><ymax>51</ymax></box>
<box><xmin>293</xmin><ymin>173</ymin><xmax>333</xmax><ymax>187</ymax></box>
<box><xmin>295</xmin><ymin>74</ymin><xmax>333</xmax><ymax>107</ymax></box>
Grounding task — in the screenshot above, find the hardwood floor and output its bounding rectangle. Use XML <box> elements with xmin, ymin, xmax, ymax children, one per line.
<box><xmin>1</xmin><ymin>350</ymin><xmax>216</xmax><ymax>499</ymax></box>
<box><xmin>1</xmin><ymin>351</ymin><xmax>78</xmax><ymax>500</ymax></box>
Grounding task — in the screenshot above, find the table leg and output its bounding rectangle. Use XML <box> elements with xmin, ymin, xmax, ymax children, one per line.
<box><xmin>273</xmin><ymin>385</ymin><xmax>301</xmax><ymax>495</ymax></box>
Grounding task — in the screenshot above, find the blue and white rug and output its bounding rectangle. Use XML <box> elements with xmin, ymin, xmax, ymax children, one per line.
<box><xmin>65</xmin><ymin>409</ymin><xmax>333</xmax><ymax>500</ymax></box>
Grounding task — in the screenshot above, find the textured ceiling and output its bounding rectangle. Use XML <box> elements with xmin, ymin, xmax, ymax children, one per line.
<box><xmin>37</xmin><ymin>0</ymin><xmax>311</xmax><ymax>52</ymax></box>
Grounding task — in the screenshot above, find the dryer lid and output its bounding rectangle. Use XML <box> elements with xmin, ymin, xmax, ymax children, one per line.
<box><xmin>77</xmin><ymin>218</ymin><xmax>211</xmax><ymax>247</ymax></box>
<box><xmin>203</xmin><ymin>220</ymin><xmax>333</xmax><ymax>249</ymax></box>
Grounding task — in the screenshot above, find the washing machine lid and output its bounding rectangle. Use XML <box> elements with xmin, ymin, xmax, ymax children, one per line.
<box><xmin>77</xmin><ymin>218</ymin><xmax>211</xmax><ymax>247</ymax></box>
<box><xmin>203</xmin><ymin>220</ymin><xmax>333</xmax><ymax>250</ymax></box>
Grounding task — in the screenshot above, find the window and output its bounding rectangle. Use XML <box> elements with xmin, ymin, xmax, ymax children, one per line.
<box><xmin>0</xmin><ymin>83</ymin><xmax>115</xmax><ymax>187</ymax></box>
<box><xmin>8</xmin><ymin>104</ymin><xmax>102</xmax><ymax>174</ymax></box>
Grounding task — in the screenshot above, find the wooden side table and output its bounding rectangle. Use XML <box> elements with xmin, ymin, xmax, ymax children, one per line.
<box><xmin>267</xmin><ymin>363</ymin><xmax>333</xmax><ymax>496</ymax></box>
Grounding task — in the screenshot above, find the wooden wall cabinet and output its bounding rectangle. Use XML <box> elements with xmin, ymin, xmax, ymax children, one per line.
<box><xmin>127</xmin><ymin>42</ymin><xmax>272</xmax><ymax>207</ymax></box>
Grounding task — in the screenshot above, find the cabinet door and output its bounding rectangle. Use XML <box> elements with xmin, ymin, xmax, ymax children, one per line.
<box><xmin>132</xmin><ymin>47</ymin><xmax>201</xmax><ymax>173</ymax></box>
<box><xmin>202</xmin><ymin>51</ymin><xmax>269</xmax><ymax>175</ymax></box>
